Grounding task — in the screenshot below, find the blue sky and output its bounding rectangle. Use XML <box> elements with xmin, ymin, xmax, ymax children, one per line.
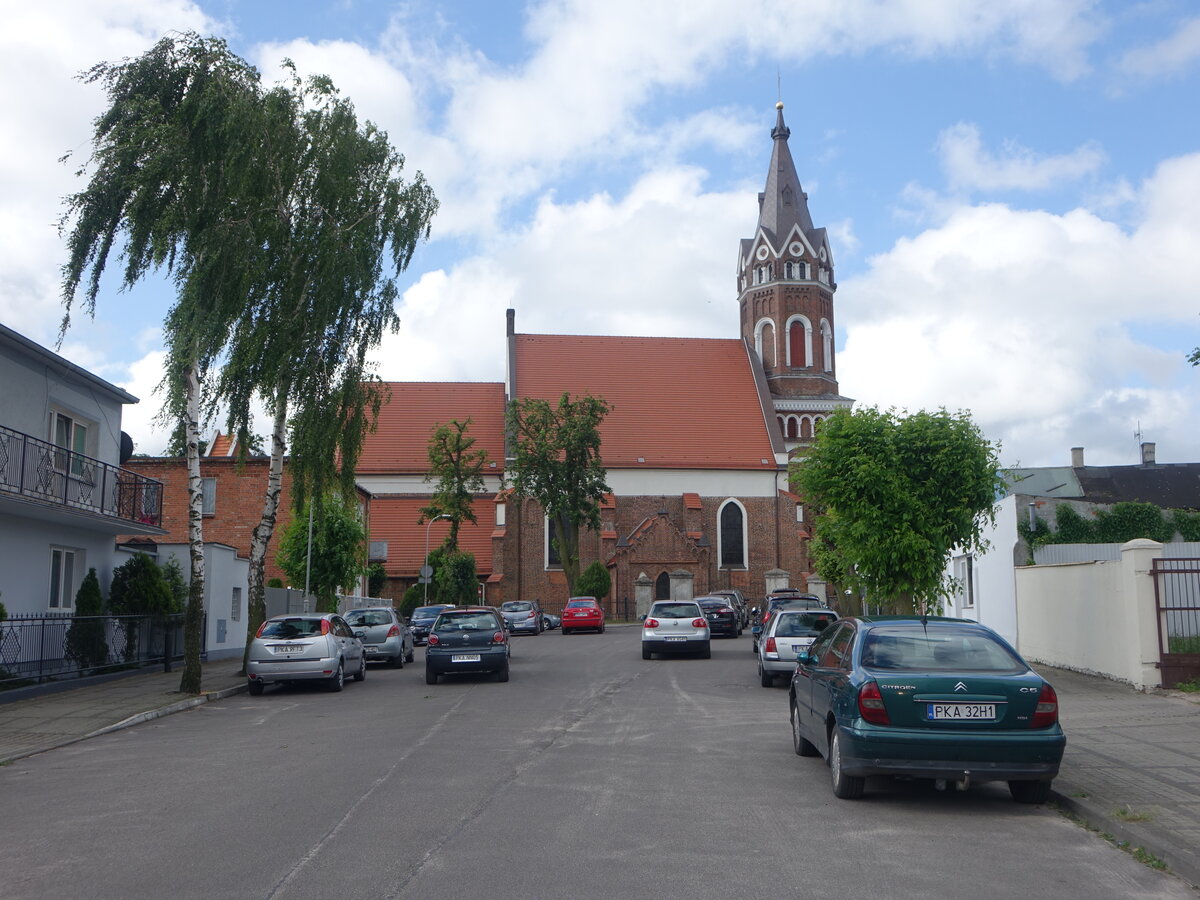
<box><xmin>2</xmin><ymin>0</ymin><xmax>1199</xmax><ymax>468</ymax></box>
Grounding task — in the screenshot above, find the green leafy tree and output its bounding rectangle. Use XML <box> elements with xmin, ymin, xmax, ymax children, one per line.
<box><xmin>109</xmin><ymin>553</ymin><xmax>175</xmax><ymax>661</ymax></box>
<box><xmin>66</xmin><ymin>568</ymin><xmax>108</xmax><ymax>672</ymax></box>
<box><xmin>161</xmin><ymin>556</ymin><xmax>188</xmax><ymax>614</ymax></box>
<box><xmin>436</xmin><ymin>550</ymin><xmax>479</xmax><ymax>606</ymax></box>
<box><xmin>420</xmin><ymin>419</ymin><xmax>488</xmax><ymax>550</ymax></box>
<box><xmin>399</xmin><ymin>584</ymin><xmax>427</xmax><ymax>619</ymax></box>
<box><xmin>506</xmin><ymin>393</ymin><xmax>612</xmax><ymax>594</ymax></box>
<box><xmin>575</xmin><ymin>560</ymin><xmax>611</xmax><ymax>600</ymax></box>
<box><xmin>277</xmin><ymin>495</ymin><xmax>368</xmax><ymax>612</ymax></box>
<box><xmin>791</xmin><ymin>407</ymin><xmax>1004</xmax><ymax>614</ymax></box>
<box><xmin>367</xmin><ymin>562</ymin><xmax>388</xmax><ymax>598</ymax></box>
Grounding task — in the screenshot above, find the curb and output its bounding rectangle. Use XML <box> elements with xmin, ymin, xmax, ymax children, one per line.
<box><xmin>1050</xmin><ymin>787</ymin><xmax>1200</xmax><ymax>890</ymax></box>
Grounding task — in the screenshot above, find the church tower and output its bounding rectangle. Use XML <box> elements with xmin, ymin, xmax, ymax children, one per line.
<box><xmin>738</xmin><ymin>102</ymin><xmax>853</xmax><ymax>451</ymax></box>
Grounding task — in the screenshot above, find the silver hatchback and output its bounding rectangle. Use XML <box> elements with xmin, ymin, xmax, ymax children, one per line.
<box><xmin>246</xmin><ymin>613</ymin><xmax>366</xmax><ymax>695</ymax></box>
<box><xmin>641</xmin><ymin>600</ymin><xmax>711</xmax><ymax>659</ymax></box>
<box><xmin>343</xmin><ymin>607</ymin><xmax>415</xmax><ymax>667</ymax></box>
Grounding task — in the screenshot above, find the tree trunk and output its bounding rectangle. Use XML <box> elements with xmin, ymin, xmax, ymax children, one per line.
<box><xmin>241</xmin><ymin>392</ymin><xmax>288</xmax><ymax>675</ymax></box>
<box><xmin>559</xmin><ymin>511</ymin><xmax>581</xmax><ymax>595</ymax></box>
<box><xmin>179</xmin><ymin>364</ymin><xmax>205</xmax><ymax>694</ymax></box>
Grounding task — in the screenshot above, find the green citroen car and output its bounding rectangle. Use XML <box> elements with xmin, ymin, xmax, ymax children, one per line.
<box><xmin>788</xmin><ymin>616</ymin><xmax>1066</xmax><ymax>802</ymax></box>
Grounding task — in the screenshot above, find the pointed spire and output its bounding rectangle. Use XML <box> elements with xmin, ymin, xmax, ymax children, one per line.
<box><xmin>757</xmin><ymin>101</ymin><xmax>814</xmax><ymax>246</ymax></box>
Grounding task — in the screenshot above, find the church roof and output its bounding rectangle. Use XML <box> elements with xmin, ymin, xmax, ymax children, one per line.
<box><xmin>514</xmin><ymin>333</ymin><xmax>778</xmax><ymax>470</ymax></box>
<box><xmin>356</xmin><ymin>381</ymin><xmax>507</xmax><ymax>474</ymax></box>
<box><xmin>755</xmin><ymin>103</ymin><xmax>816</xmax><ymax>250</ymax></box>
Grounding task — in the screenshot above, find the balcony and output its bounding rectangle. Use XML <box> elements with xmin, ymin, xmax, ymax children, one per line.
<box><xmin>0</xmin><ymin>425</ymin><xmax>163</xmax><ymax>531</ymax></box>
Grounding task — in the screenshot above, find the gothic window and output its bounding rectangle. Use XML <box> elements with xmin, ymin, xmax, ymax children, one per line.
<box><xmin>655</xmin><ymin>571</ymin><xmax>670</xmax><ymax>600</ymax></box>
<box><xmin>786</xmin><ymin>417</ymin><xmax>799</xmax><ymax>439</ymax></box>
<box><xmin>798</xmin><ymin>261</ymin><xmax>809</xmax><ymax>279</ymax></box>
<box><xmin>787</xmin><ymin>317</ymin><xmax>812</xmax><ymax>368</ymax></box>
<box><xmin>546</xmin><ymin>516</ymin><xmax>562</xmax><ymax>569</ymax></box>
<box><xmin>756</xmin><ymin>320</ymin><xmax>776</xmax><ymax>367</ymax></box>
<box><xmin>820</xmin><ymin>319</ymin><xmax>833</xmax><ymax>373</ymax></box>
<box><xmin>718</xmin><ymin>499</ymin><xmax>747</xmax><ymax>569</ymax></box>
<box><xmin>784</xmin><ymin>261</ymin><xmax>794</xmax><ymax>279</ymax></box>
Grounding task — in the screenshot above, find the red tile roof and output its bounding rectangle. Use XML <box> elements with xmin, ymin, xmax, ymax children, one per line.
<box><xmin>207</xmin><ymin>432</ymin><xmax>236</xmax><ymax>457</ymax></box>
<box><xmin>515</xmin><ymin>334</ymin><xmax>777</xmax><ymax>470</ymax></box>
<box><xmin>368</xmin><ymin>496</ymin><xmax>494</xmax><ymax>575</ymax></box>
<box><xmin>358</xmin><ymin>382</ymin><xmax>507</xmax><ymax>474</ymax></box>
<box><xmin>683</xmin><ymin>492</ymin><xmax>702</xmax><ymax>509</ymax></box>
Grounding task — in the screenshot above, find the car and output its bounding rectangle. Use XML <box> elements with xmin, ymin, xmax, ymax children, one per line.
<box><xmin>709</xmin><ymin>589</ymin><xmax>749</xmax><ymax>629</ymax></box>
<box><xmin>561</xmin><ymin>597</ymin><xmax>605</xmax><ymax>634</ymax></box>
<box><xmin>752</xmin><ymin>594</ymin><xmax>828</xmax><ymax>651</ymax></box>
<box><xmin>757</xmin><ymin>608</ymin><xmax>838</xmax><ymax>686</ymax></box>
<box><xmin>425</xmin><ymin>606</ymin><xmax>511</xmax><ymax>683</ymax></box>
<box><xmin>696</xmin><ymin>596</ymin><xmax>740</xmax><ymax>637</ymax></box>
<box><xmin>788</xmin><ymin>616</ymin><xmax>1066</xmax><ymax>802</ymax></box>
<box><xmin>641</xmin><ymin>600</ymin><xmax>711</xmax><ymax>659</ymax></box>
<box><xmin>542</xmin><ymin>612</ymin><xmax>561</xmax><ymax>631</ymax></box>
<box><xmin>500</xmin><ymin>599</ymin><xmax>544</xmax><ymax>635</ymax></box>
<box><xmin>246</xmin><ymin>613</ymin><xmax>366</xmax><ymax>695</ymax></box>
<box><xmin>409</xmin><ymin>604</ymin><xmax>454</xmax><ymax>645</ymax></box>
<box><xmin>343</xmin><ymin>606</ymin><xmax>415</xmax><ymax>667</ymax></box>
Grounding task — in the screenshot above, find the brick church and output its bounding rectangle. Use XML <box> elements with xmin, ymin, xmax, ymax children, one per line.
<box><xmin>360</xmin><ymin>102</ymin><xmax>853</xmax><ymax>616</ymax></box>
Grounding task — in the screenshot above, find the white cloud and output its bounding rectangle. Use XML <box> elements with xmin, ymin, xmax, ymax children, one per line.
<box><xmin>1119</xmin><ymin>16</ymin><xmax>1200</xmax><ymax>80</ymax></box>
<box><xmin>838</xmin><ymin>152</ymin><xmax>1200</xmax><ymax>468</ymax></box>
<box><xmin>937</xmin><ymin>123</ymin><xmax>1106</xmax><ymax>193</ymax></box>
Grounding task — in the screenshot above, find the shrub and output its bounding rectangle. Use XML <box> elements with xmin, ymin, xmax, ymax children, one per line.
<box><xmin>436</xmin><ymin>550</ymin><xmax>478</xmax><ymax>606</ymax></box>
<box><xmin>1054</xmin><ymin>505</ymin><xmax>1094</xmax><ymax>543</ymax></box>
<box><xmin>66</xmin><ymin>569</ymin><xmax>108</xmax><ymax>671</ymax></box>
<box><xmin>161</xmin><ymin>556</ymin><xmax>187</xmax><ymax>614</ymax></box>
<box><xmin>367</xmin><ymin>562</ymin><xmax>388</xmax><ymax>597</ymax></box>
<box><xmin>574</xmin><ymin>560</ymin><xmax>611</xmax><ymax>600</ymax></box>
<box><xmin>399</xmin><ymin>584</ymin><xmax>427</xmax><ymax>619</ymax></box>
<box><xmin>1093</xmin><ymin>502</ymin><xmax>1175</xmax><ymax>544</ymax></box>
<box><xmin>1173</xmin><ymin>509</ymin><xmax>1200</xmax><ymax>542</ymax></box>
<box><xmin>267</xmin><ymin>577</ymin><xmax>284</xmax><ymax>589</ymax></box>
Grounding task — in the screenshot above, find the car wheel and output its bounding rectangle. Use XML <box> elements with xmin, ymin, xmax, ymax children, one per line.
<box><xmin>328</xmin><ymin>661</ymin><xmax>345</xmax><ymax>693</ymax></box>
<box><xmin>599</xmin><ymin>624</ymin><xmax>605</xmax><ymax>634</ymax></box>
<box><xmin>562</xmin><ymin>628</ymin><xmax>570</xmax><ymax>636</ymax></box>
<box><xmin>759</xmin><ymin>664</ymin><xmax>773</xmax><ymax>687</ymax></box>
<box><xmin>829</xmin><ymin>730</ymin><xmax>865</xmax><ymax>799</ymax></box>
<box><xmin>642</xmin><ymin>645</ymin><xmax>652</xmax><ymax>660</ymax></box>
<box><xmin>751</xmin><ymin>641</ymin><xmax>757</xmax><ymax>654</ymax></box>
<box><xmin>1009</xmin><ymin>780</ymin><xmax>1052</xmax><ymax>804</ymax></box>
<box><xmin>248</xmin><ymin>679</ymin><xmax>264</xmax><ymax>696</ymax></box>
<box><xmin>353</xmin><ymin>655</ymin><xmax>366</xmax><ymax>682</ymax></box>
<box><xmin>425</xmin><ymin>665</ymin><xmax>438</xmax><ymax>685</ymax></box>
<box><xmin>700</xmin><ymin>641</ymin><xmax>711</xmax><ymax>659</ymax></box>
<box><xmin>391</xmin><ymin>651</ymin><xmax>404</xmax><ymax>668</ymax></box>
<box><xmin>791</xmin><ymin>700</ymin><xmax>819</xmax><ymax>757</ymax></box>
<box><xmin>495</xmin><ymin>663</ymin><xmax>510</xmax><ymax>683</ymax></box>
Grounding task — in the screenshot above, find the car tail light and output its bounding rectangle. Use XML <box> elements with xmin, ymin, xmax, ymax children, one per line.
<box><xmin>255</xmin><ymin>622</ymin><xmax>268</xmax><ymax>638</ymax></box>
<box><xmin>765</xmin><ymin>637</ymin><xmax>777</xmax><ymax>653</ymax></box>
<box><xmin>492</xmin><ymin>631</ymin><xmax>506</xmax><ymax>644</ymax></box>
<box><xmin>644</xmin><ymin>618</ymin><xmax>659</xmax><ymax>628</ymax></box>
<box><xmin>692</xmin><ymin>618</ymin><xmax>706</xmax><ymax>628</ymax></box>
<box><xmin>387</xmin><ymin>624</ymin><xmax>400</xmax><ymax>638</ymax></box>
<box><xmin>1031</xmin><ymin>683</ymin><xmax>1058</xmax><ymax>728</ymax></box>
<box><xmin>320</xmin><ymin>620</ymin><xmax>331</xmax><ymax>635</ymax></box>
<box><xmin>719</xmin><ymin>607</ymin><xmax>732</xmax><ymax>614</ymax></box>
<box><xmin>428</xmin><ymin>634</ymin><xmax>440</xmax><ymax>647</ymax></box>
<box><xmin>858</xmin><ymin>681</ymin><xmax>890</xmax><ymax>725</ymax></box>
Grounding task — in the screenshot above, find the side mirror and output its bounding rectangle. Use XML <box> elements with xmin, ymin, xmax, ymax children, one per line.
<box><xmin>639</xmin><ymin>614</ymin><xmax>647</xmax><ymax>622</ymax></box>
<box><xmin>750</xmin><ymin>607</ymin><xmax>759</xmax><ymax>616</ymax></box>
<box><xmin>796</xmin><ymin>650</ymin><xmax>811</xmax><ymax>664</ymax></box>
<box><xmin>354</xmin><ymin>630</ymin><xmax>366</xmax><ymax>640</ymax></box>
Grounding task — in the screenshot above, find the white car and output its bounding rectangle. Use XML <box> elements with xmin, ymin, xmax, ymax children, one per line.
<box><xmin>758</xmin><ymin>608</ymin><xmax>838</xmax><ymax>686</ymax></box>
<box><xmin>641</xmin><ymin>600</ymin><xmax>711</xmax><ymax>659</ymax></box>
<box><xmin>246</xmin><ymin>613</ymin><xmax>366</xmax><ymax>695</ymax></box>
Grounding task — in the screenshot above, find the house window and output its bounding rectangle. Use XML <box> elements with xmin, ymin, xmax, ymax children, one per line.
<box><xmin>201</xmin><ymin>477</ymin><xmax>216</xmax><ymax>516</ymax></box>
<box><xmin>797</xmin><ymin>261</ymin><xmax>809</xmax><ymax>279</ymax></box>
<box><xmin>784</xmin><ymin>261</ymin><xmax>794</xmax><ymax>279</ymax></box>
<box><xmin>51</xmin><ymin>411</ymin><xmax>89</xmax><ymax>477</ymax></box>
<box><xmin>718</xmin><ymin>499</ymin><xmax>747</xmax><ymax>569</ymax></box>
<box><xmin>49</xmin><ymin>547</ymin><xmax>77</xmax><ymax>610</ymax></box>
<box><xmin>953</xmin><ymin>554</ymin><xmax>975</xmax><ymax>608</ymax></box>
<box><xmin>795</xmin><ymin>503</ymin><xmax>804</xmax><ymax>523</ymax></box>
<box><xmin>496</xmin><ymin>503</ymin><xmax>506</xmax><ymax>527</ymax></box>
<box><xmin>546</xmin><ymin>516</ymin><xmax>562</xmax><ymax>569</ymax></box>
<box><xmin>231</xmin><ymin>587</ymin><xmax>242</xmax><ymax>622</ymax></box>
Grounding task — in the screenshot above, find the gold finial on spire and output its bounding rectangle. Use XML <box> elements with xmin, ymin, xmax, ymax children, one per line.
<box><xmin>776</xmin><ymin>101</ymin><xmax>784</xmax><ymax>110</ymax></box>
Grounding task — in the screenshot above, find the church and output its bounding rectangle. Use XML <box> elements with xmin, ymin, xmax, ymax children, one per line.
<box><xmin>358</xmin><ymin>102</ymin><xmax>853</xmax><ymax>615</ymax></box>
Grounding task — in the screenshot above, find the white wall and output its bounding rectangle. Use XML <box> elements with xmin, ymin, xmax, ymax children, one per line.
<box><xmin>944</xmin><ymin>494</ymin><xmax>1019</xmax><ymax>645</ymax></box>
<box><xmin>159</xmin><ymin>543</ymin><xmax>249</xmax><ymax>661</ymax></box>
<box><xmin>0</xmin><ymin>517</ymin><xmax>121</xmax><ymax>617</ymax></box>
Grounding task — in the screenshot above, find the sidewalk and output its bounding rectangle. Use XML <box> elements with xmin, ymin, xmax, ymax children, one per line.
<box><xmin>1037</xmin><ymin>665</ymin><xmax>1200</xmax><ymax>889</ymax></box>
<box><xmin>0</xmin><ymin>659</ymin><xmax>246</xmax><ymax>764</ymax></box>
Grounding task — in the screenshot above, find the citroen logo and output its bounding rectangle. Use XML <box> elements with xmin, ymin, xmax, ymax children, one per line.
<box><xmin>954</xmin><ymin>682</ymin><xmax>968</xmax><ymax>692</ymax></box>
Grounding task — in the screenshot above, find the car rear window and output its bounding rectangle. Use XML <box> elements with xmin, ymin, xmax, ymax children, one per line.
<box><xmin>435</xmin><ymin>612</ymin><xmax>500</xmax><ymax>631</ymax></box>
<box><xmin>651</xmin><ymin>603</ymin><xmax>701</xmax><ymax>619</ymax></box>
<box><xmin>260</xmin><ymin>618</ymin><xmax>324</xmax><ymax>638</ymax></box>
<box><xmin>502</xmin><ymin>602</ymin><xmax>533</xmax><ymax>611</ymax></box>
<box><xmin>566</xmin><ymin>599</ymin><xmax>597</xmax><ymax>608</ymax></box>
<box><xmin>413</xmin><ymin>607</ymin><xmax>447</xmax><ymax>617</ymax></box>
<box><xmin>774</xmin><ymin>612</ymin><xmax>837</xmax><ymax>636</ymax></box>
<box><xmin>343</xmin><ymin>611</ymin><xmax>392</xmax><ymax>627</ymax></box>
<box><xmin>861</xmin><ymin>628</ymin><xmax>1025</xmax><ymax>673</ymax></box>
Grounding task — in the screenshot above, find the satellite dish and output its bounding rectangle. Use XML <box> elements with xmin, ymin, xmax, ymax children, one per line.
<box><xmin>119</xmin><ymin>432</ymin><xmax>135</xmax><ymax>464</ymax></box>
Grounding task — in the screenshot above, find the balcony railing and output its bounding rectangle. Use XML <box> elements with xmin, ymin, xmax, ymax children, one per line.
<box><xmin>0</xmin><ymin>425</ymin><xmax>163</xmax><ymax>527</ymax></box>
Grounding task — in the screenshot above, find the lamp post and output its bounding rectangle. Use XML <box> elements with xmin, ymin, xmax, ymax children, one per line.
<box><xmin>423</xmin><ymin>514</ymin><xmax>451</xmax><ymax>603</ymax></box>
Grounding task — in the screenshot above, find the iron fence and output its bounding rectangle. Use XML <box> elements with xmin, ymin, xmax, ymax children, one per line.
<box><xmin>0</xmin><ymin>612</ymin><xmax>197</xmax><ymax>688</ymax></box>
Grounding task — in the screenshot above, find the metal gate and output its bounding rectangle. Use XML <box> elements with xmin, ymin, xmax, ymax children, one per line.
<box><xmin>1151</xmin><ymin>557</ymin><xmax>1200</xmax><ymax>689</ymax></box>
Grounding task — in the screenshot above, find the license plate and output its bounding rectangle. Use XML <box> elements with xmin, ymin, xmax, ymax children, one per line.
<box><xmin>928</xmin><ymin>703</ymin><xmax>996</xmax><ymax>720</ymax></box>
<box><xmin>273</xmin><ymin>644</ymin><xmax>302</xmax><ymax>654</ymax></box>
<box><xmin>451</xmin><ymin>654</ymin><xmax>481</xmax><ymax>663</ymax></box>
<box><xmin>364</xmin><ymin>646</ymin><xmax>380</xmax><ymax>654</ymax></box>
<box><xmin>666</xmin><ymin>636</ymin><xmax>686</xmax><ymax>642</ymax></box>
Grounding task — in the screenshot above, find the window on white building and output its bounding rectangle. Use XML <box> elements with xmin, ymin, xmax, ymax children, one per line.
<box><xmin>231</xmin><ymin>587</ymin><xmax>242</xmax><ymax>622</ymax></box>
<box><xmin>51</xmin><ymin>411</ymin><xmax>89</xmax><ymax>477</ymax></box>
<box><xmin>953</xmin><ymin>554</ymin><xmax>975</xmax><ymax>608</ymax></box>
<box><xmin>49</xmin><ymin>547</ymin><xmax>77</xmax><ymax>610</ymax></box>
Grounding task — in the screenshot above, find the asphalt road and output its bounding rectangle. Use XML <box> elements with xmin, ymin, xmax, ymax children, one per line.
<box><xmin>0</xmin><ymin>626</ymin><xmax>1191</xmax><ymax>899</ymax></box>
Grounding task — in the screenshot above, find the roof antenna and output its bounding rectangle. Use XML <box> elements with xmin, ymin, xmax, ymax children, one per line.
<box><xmin>776</xmin><ymin>68</ymin><xmax>782</xmax><ymax>104</ymax></box>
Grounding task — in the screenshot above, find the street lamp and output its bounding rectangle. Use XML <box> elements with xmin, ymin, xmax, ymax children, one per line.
<box><xmin>423</xmin><ymin>514</ymin><xmax>451</xmax><ymax>603</ymax></box>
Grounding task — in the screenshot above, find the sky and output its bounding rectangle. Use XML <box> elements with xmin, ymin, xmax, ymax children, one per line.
<box><xmin>2</xmin><ymin>0</ymin><xmax>1199</xmax><ymax>469</ymax></box>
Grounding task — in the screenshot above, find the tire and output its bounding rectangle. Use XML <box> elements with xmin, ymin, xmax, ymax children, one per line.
<box><xmin>642</xmin><ymin>645</ymin><xmax>652</xmax><ymax>660</ymax></box>
<box><xmin>543</xmin><ymin>617</ymin><xmax>551</xmax><ymax>630</ymax></box>
<box><xmin>759</xmin><ymin>664</ymin><xmax>773</xmax><ymax>687</ymax></box>
<box><xmin>425</xmin><ymin>665</ymin><xmax>438</xmax><ymax>685</ymax></box>
<box><xmin>248</xmin><ymin>679</ymin><xmax>264</xmax><ymax>696</ymax></box>
<box><xmin>791</xmin><ymin>701</ymin><xmax>819</xmax><ymax>757</ymax></box>
<box><xmin>829</xmin><ymin>729</ymin><xmax>865</xmax><ymax>799</ymax></box>
<box><xmin>328</xmin><ymin>661</ymin><xmax>345</xmax><ymax>693</ymax></box>
<box><xmin>353</xmin><ymin>655</ymin><xmax>366</xmax><ymax>682</ymax></box>
<box><xmin>495</xmin><ymin>662</ymin><xmax>510</xmax><ymax>683</ymax></box>
<box><xmin>562</xmin><ymin>628</ymin><xmax>571</xmax><ymax>636</ymax></box>
<box><xmin>391</xmin><ymin>652</ymin><xmax>404</xmax><ymax>668</ymax></box>
<box><xmin>406</xmin><ymin>649</ymin><xmax>415</xmax><ymax>663</ymax></box>
<box><xmin>1009</xmin><ymin>780</ymin><xmax>1052</xmax><ymax>804</ymax></box>
<box><xmin>599</xmin><ymin>625</ymin><xmax>606</xmax><ymax>634</ymax></box>
<box><xmin>700</xmin><ymin>641</ymin><xmax>711</xmax><ymax>660</ymax></box>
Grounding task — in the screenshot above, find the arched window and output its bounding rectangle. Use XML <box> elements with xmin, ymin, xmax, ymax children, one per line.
<box><xmin>786</xmin><ymin>315</ymin><xmax>812</xmax><ymax>368</ymax></box>
<box><xmin>784</xmin><ymin>261</ymin><xmax>794</xmax><ymax>279</ymax></box>
<box><xmin>718</xmin><ymin>499</ymin><xmax>747</xmax><ymax>569</ymax></box>
<box><xmin>655</xmin><ymin>571</ymin><xmax>670</xmax><ymax>600</ymax></box>
<box><xmin>786</xmin><ymin>417</ymin><xmax>799</xmax><ymax>439</ymax></box>
<box><xmin>801</xmin><ymin>417</ymin><xmax>813</xmax><ymax>440</ymax></box>
<box><xmin>545</xmin><ymin>516</ymin><xmax>562</xmax><ymax>569</ymax></box>
<box><xmin>797</xmin><ymin>261</ymin><xmax>809</xmax><ymax>279</ymax></box>
<box><xmin>755</xmin><ymin>318</ymin><xmax>776</xmax><ymax>368</ymax></box>
<box><xmin>820</xmin><ymin>319</ymin><xmax>833</xmax><ymax>373</ymax></box>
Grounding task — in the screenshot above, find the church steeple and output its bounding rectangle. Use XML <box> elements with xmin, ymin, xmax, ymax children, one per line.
<box><xmin>737</xmin><ymin>101</ymin><xmax>852</xmax><ymax>452</ymax></box>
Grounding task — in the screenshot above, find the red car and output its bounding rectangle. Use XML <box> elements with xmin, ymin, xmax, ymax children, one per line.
<box><xmin>561</xmin><ymin>596</ymin><xmax>605</xmax><ymax>634</ymax></box>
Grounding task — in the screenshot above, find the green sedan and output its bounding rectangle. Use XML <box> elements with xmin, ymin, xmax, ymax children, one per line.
<box><xmin>788</xmin><ymin>616</ymin><xmax>1066</xmax><ymax>802</ymax></box>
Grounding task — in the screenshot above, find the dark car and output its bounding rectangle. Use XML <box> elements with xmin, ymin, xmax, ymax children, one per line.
<box><xmin>425</xmin><ymin>606</ymin><xmax>511</xmax><ymax>684</ymax></box>
<box><xmin>409</xmin><ymin>604</ymin><xmax>454</xmax><ymax>645</ymax></box>
<box><xmin>709</xmin><ymin>589</ymin><xmax>749</xmax><ymax>629</ymax></box>
<box><xmin>788</xmin><ymin>616</ymin><xmax>1066</xmax><ymax>802</ymax></box>
<box><xmin>697</xmin><ymin>596</ymin><xmax>740</xmax><ymax>638</ymax></box>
